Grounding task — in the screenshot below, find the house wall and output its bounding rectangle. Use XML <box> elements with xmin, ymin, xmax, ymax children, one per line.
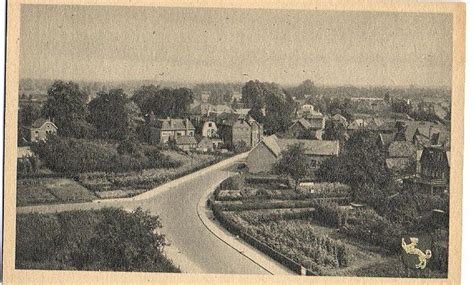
<box><xmin>232</xmin><ymin>121</ymin><xmax>252</xmax><ymax>147</ymax></box>
<box><xmin>250</xmin><ymin>123</ymin><xmax>263</xmax><ymax>147</ymax></box>
<box><xmin>202</xmin><ymin>121</ymin><xmax>218</xmax><ymax>137</ymax></box>
<box><xmin>288</xmin><ymin>123</ymin><xmax>305</xmax><ymax>138</ymax></box>
<box><xmin>247</xmin><ymin>143</ymin><xmax>277</xmax><ymax>174</ymax></box>
<box><xmin>29</xmin><ymin>122</ymin><xmax>57</xmax><ymax>142</ymax></box>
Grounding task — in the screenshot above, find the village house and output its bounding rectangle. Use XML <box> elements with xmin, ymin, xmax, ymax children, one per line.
<box><xmin>23</xmin><ymin>118</ymin><xmax>58</xmax><ymax>142</ymax></box>
<box><xmin>175</xmin><ymin>136</ymin><xmax>198</xmax><ymax>151</ymax></box>
<box><xmin>201</xmin><ymin>120</ymin><xmax>218</xmax><ymax>138</ymax></box>
<box><xmin>17</xmin><ymin>146</ymin><xmax>38</xmax><ymax>174</ymax></box>
<box><xmin>196</xmin><ymin>137</ymin><xmax>223</xmax><ymax>152</ymax></box>
<box><xmin>405</xmin><ymin>146</ymin><xmax>450</xmax><ymax>194</ymax></box>
<box><xmin>394</xmin><ymin>121</ymin><xmax>449</xmax><ymax>149</ymax></box>
<box><xmin>216</xmin><ymin>113</ymin><xmax>263</xmax><ymax>149</ymax></box>
<box><xmin>286</xmin><ymin>118</ymin><xmax>324</xmax><ymax>140</ymax></box>
<box><xmin>385</xmin><ymin>141</ymin><xmax>417</xmax><ymax>176</ymax></box>
<box><xmin>246</xmin><ymin>135</ymin><xmax>340</xmax><ymax>174</ymax></box>
<box><xmin>147</xmin><ymin>116</ymin><xmax>195</xmax><ymax>144</ymax></box>
<box><xmin>331</xmin><ymin>114</ymin><xmax>349</xmax><ymax>128</ymax></box>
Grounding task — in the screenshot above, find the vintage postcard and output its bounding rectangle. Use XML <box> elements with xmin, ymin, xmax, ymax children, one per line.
<box><xmin>3</xmin><ymin>0</ymin><xmax>465</xmax><ymax>284</ymax></box>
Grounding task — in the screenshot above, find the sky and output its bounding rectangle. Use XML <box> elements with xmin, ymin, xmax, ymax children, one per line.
<box><xmin>19</xmin><ymin>5</ymin><xmax>453</xmax><ymax>87</ymax></box>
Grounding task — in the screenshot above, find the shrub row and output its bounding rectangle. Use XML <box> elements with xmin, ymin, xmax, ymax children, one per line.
<box><xmin>237</xmin><ymin>208</ymin><xmax>315</xmax><ymax>224</ymax></box>
<box><xmin>244</xmin><ymin>175</ymin><xmax>291</xmax><ymax>186</ymax></box>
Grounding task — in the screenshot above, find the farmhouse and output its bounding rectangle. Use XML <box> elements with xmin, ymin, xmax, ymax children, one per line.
<box><xmin>246</xmin><ymin>135</ymin><xmax>340</xmax><ymax>174</ymax></box>
<box><xmin>216</xmin><ymin>113</ymin><xmax>263</xmax><ymax>149</ymax></box>
<box><xmin>24</xmin><ymin>118</ymin><xmax>58</xmax><ymax>142</ymax></box>
<box><xmin>148</xmin><ymin>117</ymin><xmax>195</xmax><ymax>144</ymax></box>
<box><xmin>405</xmin><ymin>146</ymin><xmax>450</xmax><ymax>194</ymax></box>
<box><xmin>287</xmin><ymin>118</ymin><xmax>324</xmax><ymax>140</ymax></box>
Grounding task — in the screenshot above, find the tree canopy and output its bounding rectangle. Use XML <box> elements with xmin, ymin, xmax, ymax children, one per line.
<box><xmin>274</xmin><ymin>143</ymin><xmax>310</xmax><ymax>190</ymax></box>
<box><xmin>242</xmin><ymin>80</ymin><xmax>294</xmax><ymax>134</ymax></box>
<box><xmin>88</xmin><ymin>89</ymin><xmax>142</xmax><ymax>140</ymax></box>
<box><xmin>317</xmin><ymin>130</ymin><xmax>391</xmax><ymax>189</ymax></box>
<box><xmin>41</xmin><ymin>81</ymin><xmax>95</xmax><ymax>138</ymax></box>
<box><xmin>132</xmin><ymin>85</ymin><xmax>193</xmax><ymax>118</ymax></box>
<box><xmin>322</xmin><ymin>119</ymin><xmax>347</xmax><ymax>143</ymax></box>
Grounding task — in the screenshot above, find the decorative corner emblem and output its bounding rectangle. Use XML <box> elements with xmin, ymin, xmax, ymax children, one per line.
<box><xmin>401</xmin><ymin>237</ymin><xmax>432</xmax><ymax>270</ymax></box>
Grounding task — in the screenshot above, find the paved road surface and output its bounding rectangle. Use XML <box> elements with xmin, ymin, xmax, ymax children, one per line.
<box><xmin>17</xmin><ymin>161</ymin><xmax>272</xmax><ymax>275</ymax></box>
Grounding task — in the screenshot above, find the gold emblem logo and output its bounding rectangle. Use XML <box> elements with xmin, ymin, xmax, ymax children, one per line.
<box><xmin>401</xmin><ymin>237</ymin><xmax>432</xmax><ymax>269</ymax></box>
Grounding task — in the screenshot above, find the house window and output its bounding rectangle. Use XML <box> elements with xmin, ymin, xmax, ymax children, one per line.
<box><xmin>208</xmin><ymin>123</ymin><xmax>212</xmax><ymax>127</ymax></box>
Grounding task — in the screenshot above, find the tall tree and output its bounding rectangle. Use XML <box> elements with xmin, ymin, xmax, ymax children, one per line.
<box><xmin>274</xmin><ymin>143</ymin><xmax>309</xmax><ymax>190</ymax></box>
<box><xmin>322</xmin><ymin>119</ymin><xmax>347</xmax><ymax>143</ymax></box>
<box><xmin>317</xmin><ymin>130</ymin><xmax>391</xmax><ymax>189</ymax></box>
<box><xmin>242</xmin><ymin>80</ymin><xmax>294</xmax><ymax>134</ymax></box>
<box><xmin>89</xmin><ymin>89</ymin><xmax>142</xmax><ymax>140</ymax></box>
<box><xmin>41</xmin><ymin>81</ymin><xmax>94</xmax><ymax>138</ymax></box>
<box><xmin>131</xmin><ymin>86</ymin><xmax>193</xmax><ymax>118</ymax></box>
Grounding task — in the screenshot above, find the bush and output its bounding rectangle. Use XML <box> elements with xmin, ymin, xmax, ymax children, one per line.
<box><xmin>16</xmin><ymin>208</ymin><xmax>180</xmax><ymax>272</ymax></box>
<box><xmin>342</xmin><ymin>208</ymin><xmax>403</xmax><ymax>253</ymax></box>
<box><xmin>31</xmin><ymin>137</ymin><xmax>182</xmax><ymax>173</ymax></box>
<box><xmin>313</xmin><ymin>202</ymin><xmax>348</xmax><ymax>228</ymax></box>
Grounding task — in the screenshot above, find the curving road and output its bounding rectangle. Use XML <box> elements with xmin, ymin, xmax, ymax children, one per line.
<box><xmin>17</xmin><ymin>156</ymin><xmax>291</xmax><ymax>275</ymax></box>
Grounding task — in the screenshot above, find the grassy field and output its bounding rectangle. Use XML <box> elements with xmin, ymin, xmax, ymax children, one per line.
<box><xmin>17</xmin><ymin>178</ymin><xmax>97</xmax><ymax>206</ymax></box>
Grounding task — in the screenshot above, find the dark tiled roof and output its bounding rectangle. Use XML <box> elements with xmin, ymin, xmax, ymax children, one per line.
<box><xmin>388</xmin><ymin>141</ymin><xmax>417</xmax><ymax>158</ymax></box>
<box><xmin>175</xmin><ymin>136</ymin><xmax>197</xmax><ymax>145</ymax></box>
<box><xmin>30</xmin><ymin>118</ymin><xmax>56</xmax><ymax>129</ymax></box>
<box><xmin>260</xmin><ymin>135</ymin><xmax>339</xmax><ymax>157</ymax></box>
<box><xmin>150</xmin><ymin>118</ymin><xmax>194</xmax><ymax>131</ymax></box>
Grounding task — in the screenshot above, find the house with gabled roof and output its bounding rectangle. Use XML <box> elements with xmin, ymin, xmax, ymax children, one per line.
<box><xmin>246</xmin><ymin>135</ymin><xmax>339</xmax><ymax>173</ymax></box>
<box><xmin>216</xmin><ymin>113</ymin><xmax>263</xmax><ymax>149</ymax></box>
<box><xmin>24</xmin><ymin>118</ymin><xmax>58</xmax><ymax>142</ymax></box>
<box><xmin>385</xmin><ymin>141</ymin><xmax>417</xmax><ymax>176</ymax></box>
<box><xmin>287</xmin><ymin>118</ymin><xmax>324</xmax><ymax>140</ymax></box>
<box><xmin>147</xmin><ymin>115</ymin><xmax>195</xmax><ymax>144</ymax></box>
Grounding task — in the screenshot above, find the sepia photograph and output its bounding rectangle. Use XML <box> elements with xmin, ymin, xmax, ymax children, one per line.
<box><xmin>2</xmin><ymin>1</ymin><xmax>466</xmax><ymax>284</ymax></box>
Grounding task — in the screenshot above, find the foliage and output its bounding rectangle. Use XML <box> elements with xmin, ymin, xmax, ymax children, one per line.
<box><xmin>322</xmin><ymin>119</ymin><xmax>347</xmax><ymax>143</ymax></box>
<box><xmin>232</xmin><ymin>140</ymin><xmax>250</xmax><ymax>153</ymax></box>
<box><xmin>342</xmin><ymin>208</ymin><xmax>403</xmax><ymax>253</ymax></box>
<box><xmin>217</xmin><ymin>176</ymin><xmax>244</xmax><ymax>190</ymax></box>
<box><xmin>317</xmin><ymin>130</ymin><xmax>391</xmax><ymax>189</ymax></box>
<box><xmin>132</xmin><ymin>85</ymin><xmax>193</xmax><ymax>118</ymax></box>
<box><xmin>41</xmin><ymin>81</ymin><xmax>95</xmax><ymax>138</ymax></box>
<box><xmin>390</xmin><ymin>99</ymin><xmax>412</xmax><ymax>114</ymax></box>
<box><xmin>274</xmin><ymin>143</ymin><xmax>310</xmax><ymax>190</ymax></box>
<box><xmin>242</xmin><ymin>80</ymin><xmax>294</xmax><ymax>134</ymax></box>
<box><xmin>313</xmin><ymin>202</ymin><xmax>348</xmax><ymax>228</ymax></box>
<box><xmin>88</xmin><ymin>89</ymin><xmax>143</xmax><ymax>140</ymax></box>
<box><xmin>19</xmin><ymin>103</ymin><xmax>42</xmax><ymax>127</ymax></box>
<box><xmin>16</xmin><ymin>208</ymin><xmax>180</xmax><ymax>272</ymax></box>
<box><xmin>31</xmin><ymin>136</ymin><xmax>181</xmax><ymax>173</ymax></box>
<box><xmin>117</xmin><ymin>138</ymin><xmax>144</xmax><ymax>157</ymax></box>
